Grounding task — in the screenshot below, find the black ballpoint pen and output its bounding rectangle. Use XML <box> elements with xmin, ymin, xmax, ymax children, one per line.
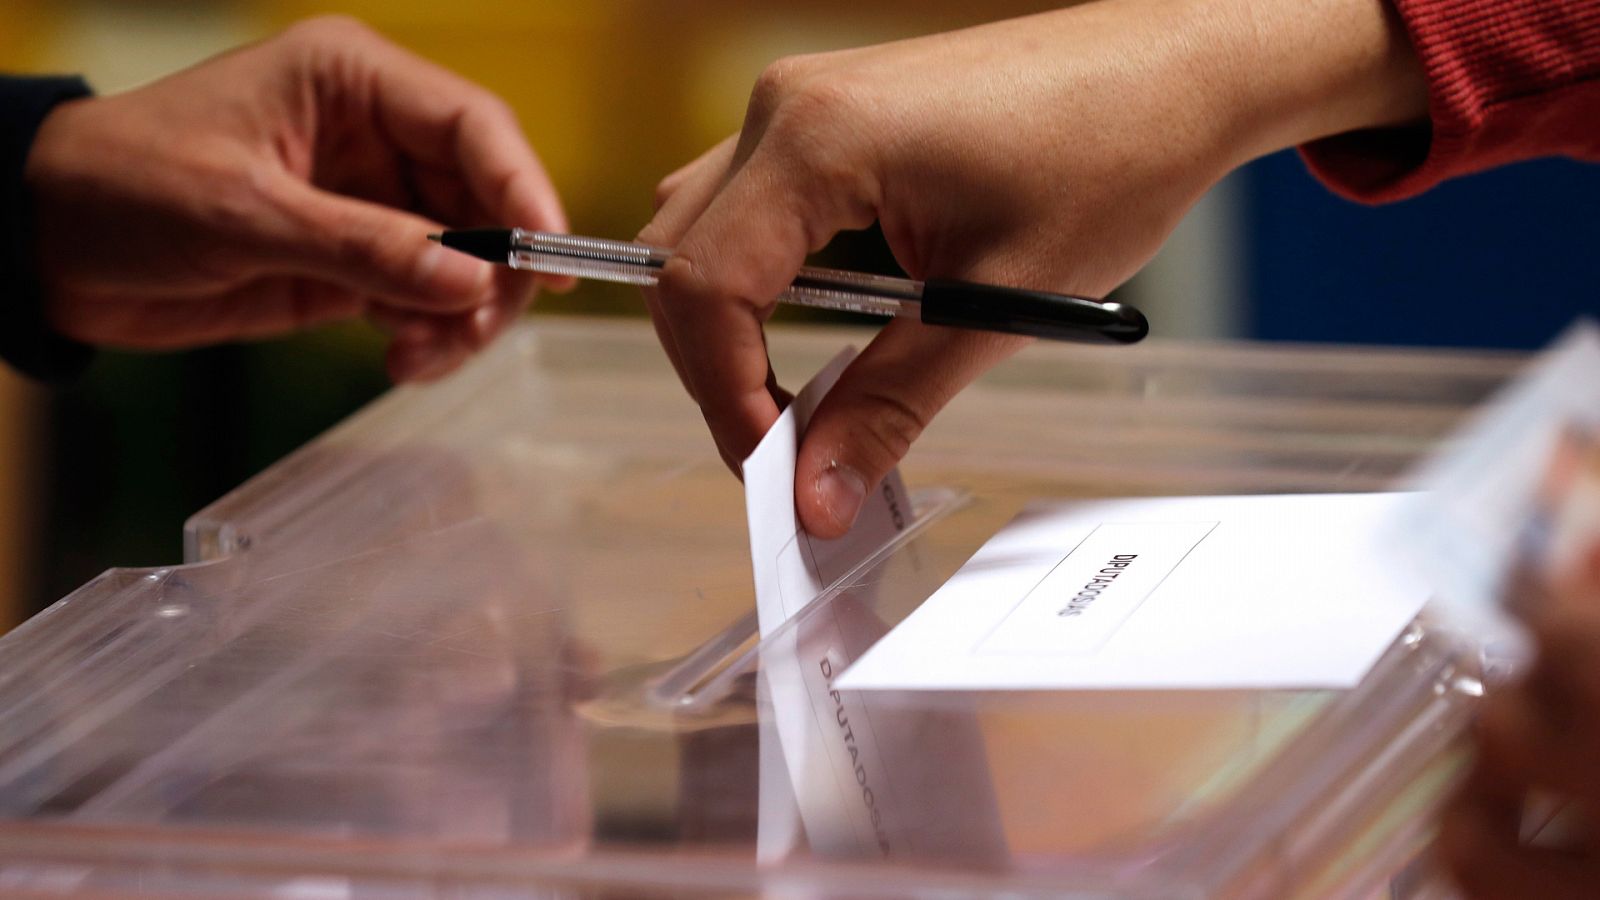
<box><xmin>429</xmin><ymin>228</ymin><xmax>1148</xmax><ymax>345</ymax></box>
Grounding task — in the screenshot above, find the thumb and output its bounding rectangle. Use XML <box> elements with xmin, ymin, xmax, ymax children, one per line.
<box><xmin>796</xmin><ymin>318</ymin><xmax>1029</xmax><ymax>538</ymax></box>
<box><xmin>273</xmin><ymin>177</ymin><xmax>493</xmax><ymax>312</ymax></box>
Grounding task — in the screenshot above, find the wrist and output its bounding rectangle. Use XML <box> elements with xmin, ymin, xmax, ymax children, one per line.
<box><xmin>1004</xmin><ymin>0</ymin><xmax>1423</xmax><ymax>198</ymax></box>
<box><xmin>1203</xmin><ymin>0</ymin><xmax>1428</xmax><ymax>165</ymax></box>
<box><xmin>22</xmin><ymin>92</ymin><xmax>95</xmax><ymax>233</ymax></box>
<box><xmin>22</xmin><ymin>94</ymin><xmax>98</xmax><ymax>333</ymax></box>
<box><xmin>0</xmin><ymin>76</ymin><xmax>96</xmax><ymax>381</ymax></box>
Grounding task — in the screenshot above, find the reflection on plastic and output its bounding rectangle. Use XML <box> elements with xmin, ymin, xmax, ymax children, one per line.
<box><xmin>760</xmin><ymin>589</ymin><xmax>1008</xmax><ymax>867</ymax></box>
<box><xmin>742</xmin><ymin>347</ymin><xmax>1006</xmax><ymax>867</ymax></box>
<box><xmin>0</xmin><ymin>321</ymin><xmax>1517</xmax><ymax>897</ymax></box>
<box><xmin>0</xmin><ymin>441</ymin><xmax>593</xmax><ymax>894</ymax></box>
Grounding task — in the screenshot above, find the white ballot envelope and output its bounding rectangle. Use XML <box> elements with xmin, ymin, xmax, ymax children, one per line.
<box><xmin>837</xmin><ymin>492</ymin><xmax>1430</xmax><ymax>692</ymax></box>
<box><xmin>743</xmin><ymin>349</ymin><xmax>1006</xmax><ymax>866</ymax></box>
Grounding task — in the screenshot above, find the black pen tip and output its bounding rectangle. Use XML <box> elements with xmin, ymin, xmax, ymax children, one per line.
<box><xmin>426</xmin><ymin>233</ymin><xmax>442</xmax><ymax>243</ymax></box>
<box><xmin>430</xmin><ymin>228</ymin><xmax>515</xmax><ymax>263</ymax></box>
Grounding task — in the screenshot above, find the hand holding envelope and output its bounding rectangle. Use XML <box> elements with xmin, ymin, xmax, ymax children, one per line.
<box><xmin>744</xmin><ymin>348</ymin><xmax>1007</xmax><ymax>866</ymax></box>
<box><xmin>25</xmin><ymin>17</ymin><xmax>568</xmax><ymax>380</ymax></box>
<box><xmin>1442</xmin><ymin>544</ymin><xmax>1600</xmax><ymax>898</ymax></box>
<box><xmin>1394</xmin><ymin>322</ymin><xmax>1600</xmax><ymax>899</ymax></box>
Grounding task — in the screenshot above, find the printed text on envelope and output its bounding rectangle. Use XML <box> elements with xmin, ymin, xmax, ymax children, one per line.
<box><xmin>979</xmin><ymin>521</ymin><xmax>1218</xmax><ymax>656</ymax></box>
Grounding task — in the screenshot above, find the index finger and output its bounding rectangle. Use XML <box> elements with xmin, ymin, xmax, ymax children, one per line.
<box><xmin>654</xmin><ymin>146</ymin><xmax>872</xmax><ymax>463</ymax></box>
<box><xmin>370</xmin><ymin>48</ymin><xmax>565</xmax><ymax>231</ymax></box>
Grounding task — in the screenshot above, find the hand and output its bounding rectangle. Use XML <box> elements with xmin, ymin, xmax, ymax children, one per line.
<box><xmin>1440</xmin><ymin>546</ymin><xmax>1600</xmax><ymax>899</ymax></box>
<box><xmin>25</xmin><ymin>16</ymin><xmax>568</xmax><ymax>382</ymax></box>
<box><xmin>641</xmin><ymin>0</ymin><xmax>1425</xmax><ymax>537</ymax></box>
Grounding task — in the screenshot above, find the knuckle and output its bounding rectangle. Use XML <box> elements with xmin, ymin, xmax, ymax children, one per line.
<box><xmin>193</xmin><ymin>162</ymin><xmax>276</xmax><ymax>241</ymax></box>
<box><xmin>470</xmin><ymin>91</ymin><xmax>520</xmax><ymax>130</ymax></box>
<box><xmin>754</xmin><ymin>78</ymin><xmax>879</xmax><ymax>226</ymax></box>
<box><xmin>780</xmin><ymin>137</ymin><xmax>876</xmax><ymax>232</ymax></box>
<box><xmin>759</xmin><ymin>51</ymin><xmax>870</xmax><ymax>132</ymax></box>
<box><xmin>322</xmin><ymin>212</ymin><xmax>385</xmax><ymax>274</ymax></box>
<box><xmin>654</xmin><ymin>254</ymin><xmax>708</xmax><ymax>307</ymax></box>
<box><xmin>776</xmin><ymin>73</ymin><xmax>858</xmax><ymax>125</ymax></box>
<box><xmin>287</xmin><ymin>14</ymin><xmax>373</xmax><ymax>47</ymax></box>
<box><xmin>201</xmin><ymin>181</ymin><xmax>258</xmax><ymax>235</ymax></box>
<box><xmin>652</xmin><ymin>177</ymin><xmax>677</xmax><ymax>213</ymax></box>
<box><xmin>748</xmin><ymin>55</ymin><xmax>816</xmax><ymax>121</ymax></box>
<box><xmin>331</xmin><ymin>228</ymin><xmax>377</xmax><ymax>274</ymax></box>
<box><xmin>493</xmin><ymin>94</ymin><xmax>520</xmax><ymax>124</ymax></box>
<box><xmin>250</xmin><ymin>166</ymin><xmax>299</xmax><ymax>214</ymax></box>
<box><xmin>853</xmin><ymin>390</ymin><xmax>929</xmax><ymax>469</ymax></box>
<box><xmin>636</xmin><ymin>217</ymin><xmax>669</xmax><ymax>246</ymax></box>
<box><xmin>657</xmin><ymin>249</ymin><xmax>771</xmax><ymax>316</ymax></box>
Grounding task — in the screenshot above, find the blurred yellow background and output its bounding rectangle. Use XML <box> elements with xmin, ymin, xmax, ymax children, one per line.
<box><xmin>1</xmin><ymin>0</ymin><xmax>1240</xmax><ymax>631</ymax></box>
<box><xmin>4</xmin><ymin>0</ymin><xmax>1074</xmax><ymax>255</ymax></box>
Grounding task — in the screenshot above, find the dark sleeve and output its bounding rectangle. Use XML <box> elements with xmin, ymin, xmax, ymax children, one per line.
<box><xmin>1</xmin><ymin>75</ymin><xmax>96</xmax><ymax>382</ymax></box>
<box><xmin>1301</xmin><ymin>0</ymin><xmax>1600</xmax><ymax>203</ymax></box>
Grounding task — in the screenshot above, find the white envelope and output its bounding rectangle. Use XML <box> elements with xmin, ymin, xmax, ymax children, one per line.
<box><xmin>838</xmin><ymin>492</ymin><xmax>1429</xmax><ymax>692</ymax></box>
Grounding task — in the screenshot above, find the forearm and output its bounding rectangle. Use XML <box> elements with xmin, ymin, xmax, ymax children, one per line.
<box><xmin>916</xmin><ymin>0</ymin><xmax>1428</xmax><ymax>226</ymax></box>
<box><xmin>1026</xmin><ymin>0</ymin><xmax>1427</xmax><ymax>174</ymax></box>
<box><xmin>1222</xmin><ymin>0</ymin><xmax>1428</xmax><ymax>161</ymax></box>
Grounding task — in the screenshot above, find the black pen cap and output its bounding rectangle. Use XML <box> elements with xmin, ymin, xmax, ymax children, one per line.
<box><xmin>920</xmin><ymin>279</ymin><xmax>1149</xmax><ymax>345</ymax></box>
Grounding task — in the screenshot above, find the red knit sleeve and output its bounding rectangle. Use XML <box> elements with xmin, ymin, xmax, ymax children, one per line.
<box><xmin>1301</xmin><ymin>0</ymin><xmax>1600</xmax><ymax>204</ymax></box>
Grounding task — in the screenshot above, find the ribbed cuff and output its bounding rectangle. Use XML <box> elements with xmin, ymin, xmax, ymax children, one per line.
<box><xmin>1</xmin><ymin>75</ymin><xmax>96</xmax><ymax>383</ymax></box>
<box><xmin>1302</xmin><ymin>0</ymin><xmax>1600</xmax><ymax>204</ymax></box>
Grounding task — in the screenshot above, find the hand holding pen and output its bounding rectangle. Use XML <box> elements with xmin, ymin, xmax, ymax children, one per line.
<box><xmin>634</xmin><ymin>0</ymin><xmax>1424</xmax><ymax>539</ymax></box>
<box><xmin>637</xmin><ymin>15</ymin><xmax>1216</xmax><ymax>540</ymax></box>
<box><xmin>431</xmin><ymin>228</ymin><xmax>1146</xmax><ymax>345</ymax></box>
<box><xmin>25</xmin><ymin>17</ymin><xmax>568</xmax><ymax>383</ymax></box>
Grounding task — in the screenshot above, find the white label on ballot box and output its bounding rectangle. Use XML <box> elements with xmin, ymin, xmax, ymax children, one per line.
<box><xmin>744</xmin><ymin>348</ymin><xmax>1006</xmax><ymax>866</ymax></box>
<box><xmin>837</xmin><ymin>493</ymin><xmax>1429</xmax><ymax>692</ymax></box>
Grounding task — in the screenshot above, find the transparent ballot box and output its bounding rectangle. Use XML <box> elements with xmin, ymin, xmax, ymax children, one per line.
<box><xmin>0</xmin><ymin>319</ymin><xmax>1519</xmax><ymax>898</ymax></box>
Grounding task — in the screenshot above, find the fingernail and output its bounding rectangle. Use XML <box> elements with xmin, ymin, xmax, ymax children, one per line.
<box><xmin>816</xmin><ymin>462</ymin><xmax>867</xmax><ymax>533</ymax></box>
<box><xmin>420</xmin><ymin>243</ymin><xmax>491</xmax><ymax>298</ymax></box>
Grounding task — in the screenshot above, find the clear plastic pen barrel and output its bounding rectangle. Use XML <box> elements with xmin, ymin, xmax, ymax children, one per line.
<box><xmin>508</xmin><ymin>229</ymin><xmax>923</xmax><ymax>317</ymax></box>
